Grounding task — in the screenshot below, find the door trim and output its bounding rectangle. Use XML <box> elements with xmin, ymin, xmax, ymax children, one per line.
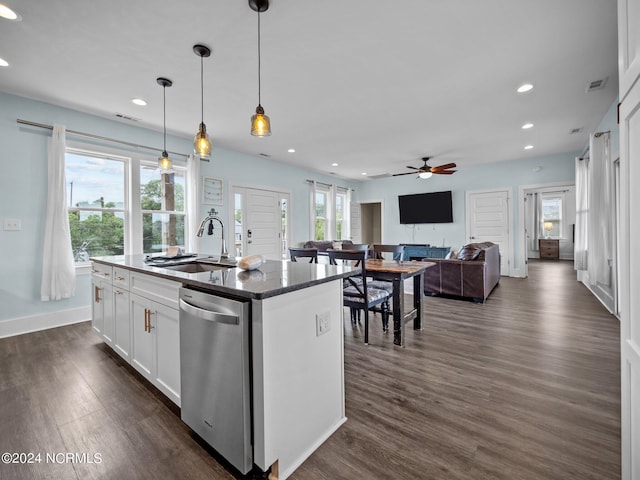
<box><xmin>517</xmin><ymin>181</ymin><xmax>575</xmax><ymax>279</ymax></box>
<box><xmin>465</xmin><ymin>187</ymin><xmax>513</xmax><ymax>277</ymax></box>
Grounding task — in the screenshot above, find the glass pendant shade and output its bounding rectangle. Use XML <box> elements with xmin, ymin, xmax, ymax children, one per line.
<box><xmin>158</xmin><ymin>151</ymin><xmax>172</xmax><ymax>171</ymax></box>
<box><xmin>251</xmin><ymin>105</ymin><xmax>271</xmax><ymax>137</ymax></box>
<box><xmin>194</xmin><ymin>122</ymin><xmax>211</xmax><ymax>156</ymax></box>
<box><xmin>418</xmin><ymin>171</ymin><xmax>433</xmax><ymax>179</ymax></box>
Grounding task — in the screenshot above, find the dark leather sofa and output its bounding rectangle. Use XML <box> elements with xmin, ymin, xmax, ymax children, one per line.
<box><xmin>422</xmin><ymin>242</ymin><xmax>500</xmax><ymax>303</ymax></box>
<box><xmin>302</xmin><ymin>240</ymin><xmax>354</xmax><ymax>251</ymax></box>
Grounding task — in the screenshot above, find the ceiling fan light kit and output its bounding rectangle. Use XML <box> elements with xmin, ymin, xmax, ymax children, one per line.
<box><xmin>393</xmin><ymin>157</ymin><xmax>457</xmax><ymax>179</ymax></box>
<box><xmin>250</xmin><ymin>0</ymin><xmax>272</xmax><ymax>137</ymax></box>
<box><xmin>193</xmin><ymin>44</ymin><xmax>212</xmax><ymax>158</ymax></box>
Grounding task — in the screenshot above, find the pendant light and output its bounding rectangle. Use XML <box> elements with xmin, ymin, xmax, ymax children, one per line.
<box><xmin>156</xmin><ymin>77</ymin><xmax>173</xmax><ymax>171</ymax></box>
<box><xmin>193</xmin><ymin>44</ymin><xmax>212</xmax><ymax>157</ymax></box>
<box><xmin>249</xmin><ymin>0</ymin><xmax>271</xmax><ymax>136</ymax></box>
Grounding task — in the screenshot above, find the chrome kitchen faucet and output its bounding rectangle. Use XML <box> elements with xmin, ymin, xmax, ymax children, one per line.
<box><xmin>196</xmin><ymin>208</ymin><xmax>229</xmax><ymax>258</ymax></box>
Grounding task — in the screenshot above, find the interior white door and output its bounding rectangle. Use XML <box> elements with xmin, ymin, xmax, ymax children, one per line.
<box><xmin>618</xmin><ymin>0</ymin><xmax>640</xmax><ymax>473</ymax></box>
<box><xmin>350</xmin><ymin>202</ymin><xmax>362</xmax><ymax>243</ymax></box>
<box><xmin>466</xmin><ymin>189</ymin><xmax>511</xmax><ymax>276</ymax></box>
<box><xmin>245</xmin><ymin>188</ymin><xmax>282</xmax><ymax>260</ymax></box>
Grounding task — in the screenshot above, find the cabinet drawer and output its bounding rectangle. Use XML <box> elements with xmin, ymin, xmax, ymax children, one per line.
<box><xmin>130</xmin><ymin>272</ymin><xmax>180</xmax><ymax>309</ymax></box>
<box><xmin>91</xmin><ymin>262</ymin><xmax>113</xmax><ymax>281</ymax></box>
<box><xmin>113</xmin><ymin>267</ymin><xmax>130</xmax><ymax>290</ymax></box>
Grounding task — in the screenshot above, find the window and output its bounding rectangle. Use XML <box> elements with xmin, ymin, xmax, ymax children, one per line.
<box><xmin>140</xmin><ymin>163</ymin><xmax>186</xmax><ymax>253</ymax></box>
<box><xmin>314</xmin><ymin>188</ymin><xmax>329</xmax><ymax>241</ymax></box>
<box><xmin>67</xmin><ymin>150</ymin><xmax>127</xmax><ymax>262</ymax></box>
<box><xmin>310</xmin><ymin>183</ymin><xmax>351</xmax><ymax>241</ymax></box>
<box><xmin>66</xmin><ymin>145</ymin><xmax>188</xmax><ymax>263</ymax></box>
<box><xmin>335</xmin><ymin>187</ymin><xmax>350</xmax><ymax>240</ymax></box>
<box><xmin>540</xmin><ymin>194</ymin><xmax>563</xmax><ymax>238</ymax></box>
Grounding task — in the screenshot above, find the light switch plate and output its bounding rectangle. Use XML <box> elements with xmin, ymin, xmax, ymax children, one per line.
<box><xmin>3</xmin><ymin>218</ymin><xmax>21</xmax><ymax>231</ymax></box>
<box><xmin>316</xmin><ymin>311</ymin><xmax>331</xmax><ymax>336</ymax></box>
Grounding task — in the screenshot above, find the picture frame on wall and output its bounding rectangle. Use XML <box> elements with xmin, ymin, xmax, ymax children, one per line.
<box><xmin>203</xmin><ymin>176</ymin><xmax>223</xmax><ymax>205</ymax></box>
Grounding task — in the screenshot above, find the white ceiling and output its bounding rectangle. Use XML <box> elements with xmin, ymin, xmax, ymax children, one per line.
<box><xmin>0</xmin><ymin>0</ymin><xmax>618</xmax><ymax>181</ymax></box>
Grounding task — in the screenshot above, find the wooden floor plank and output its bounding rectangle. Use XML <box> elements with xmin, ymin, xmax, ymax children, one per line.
<box><xmin>0</xmin><ymin>260</ymin><xmax>620</xmax><ymax>480</ymax></box>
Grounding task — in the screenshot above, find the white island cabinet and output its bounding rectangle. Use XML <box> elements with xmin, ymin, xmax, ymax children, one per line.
<box><xmin>129</xmin><ymin>270</ymin><xmax>181</xmax><ymax>406</ymax></box>
<box><xmin>90</xmin><ymin>256</ymin><xmax>354</xmax><ymax>480</ymax></box>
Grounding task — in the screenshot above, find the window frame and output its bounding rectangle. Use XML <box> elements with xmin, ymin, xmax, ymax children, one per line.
<box><xmin>65</xmin><ymin>141</ymin><xmax>189</xmax><ymax>266</ymax></box>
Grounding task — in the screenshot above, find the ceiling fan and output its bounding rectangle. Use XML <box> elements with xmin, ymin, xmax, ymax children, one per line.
<box><xmin>393</xmin><ymin>157</ymin><xmax>457</xmax><ymax>179</ymax></box>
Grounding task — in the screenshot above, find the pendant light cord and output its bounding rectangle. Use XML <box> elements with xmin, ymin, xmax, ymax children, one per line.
<box><xmin>200</xmin><ymin>54</ymin><xmax>204</xmax><ymax>124</ymax></box>
<box><xmin>163</xmin><ymin>85</ymin><xmax>167</xmax><ymax>152</ymax></box>
<box><xmin>257</xmin><ymin>9</ymin><xmax>261</xmax><ymax>105</ymax></box>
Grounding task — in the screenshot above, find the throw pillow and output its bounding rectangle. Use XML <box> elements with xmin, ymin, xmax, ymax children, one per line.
<box><xmin>457</xmin><ymin>244</ymin><xmax>482</xmax><ymax>261</ymax></box>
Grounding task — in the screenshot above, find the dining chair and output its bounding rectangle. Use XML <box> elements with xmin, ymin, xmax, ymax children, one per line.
<box><xmin>372</xmin><ymin>244</ymin><xmax>405</xmax><ymax>261</ymax></box>
<box><xmin>288</xmin><ymin>247</ymin><xmax>318</xmax><ymax>263</ymax></box>
<box><xmin>327</xmin><ymin>249</ymin><xmax>390</xmax><ymax>345</ymax></box>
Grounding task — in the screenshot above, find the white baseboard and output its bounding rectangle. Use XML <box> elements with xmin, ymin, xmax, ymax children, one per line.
<box><xmin>0</xmin><ymin>306</ymin><xmax>91</xmax><ymax>339</ymax></box>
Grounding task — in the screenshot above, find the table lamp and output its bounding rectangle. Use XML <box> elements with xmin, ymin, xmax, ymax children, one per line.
<box><xmin>543</xmin><ymin>222</ymin><xmax>553</xmax><ymax>238</ymax></box>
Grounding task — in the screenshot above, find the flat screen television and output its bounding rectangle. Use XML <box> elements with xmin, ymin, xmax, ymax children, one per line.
<box><xmin>398</xmin><ymin>191</ymin><xmax>453</xmax><ymax>224</ymax></box>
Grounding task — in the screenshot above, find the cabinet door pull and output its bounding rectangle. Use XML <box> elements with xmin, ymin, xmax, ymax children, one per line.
<box><xmin>94</xmin><ymin>286</ymin><xmax>101</xmax><ymax>303</ymax></box>
<box><xmin>144</xmin><ymin>308</ymin><xmax>149</xmax><ymax>332</ymax></box>
<box><xmin>148</xmin><ymin>310</ymin><xmax>155</xmax><ymax>331</ymax></box>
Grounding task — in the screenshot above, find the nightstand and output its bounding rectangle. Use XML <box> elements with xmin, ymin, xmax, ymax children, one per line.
<box><xmin>539</xmin><ymin>239</ymin><xmax>560</xmax><ymax>259</ymax></box>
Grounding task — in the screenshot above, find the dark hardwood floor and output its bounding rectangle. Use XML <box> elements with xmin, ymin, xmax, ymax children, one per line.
<box><xmin>0</xmin><ymin>260</ymin><xmax>620</xmax><ymax>479</ymax></box>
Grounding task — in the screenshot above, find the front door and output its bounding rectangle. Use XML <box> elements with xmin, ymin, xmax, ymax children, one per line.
<box><xmin>466</xmin><ymin>189</ymin><xmax>512</xmax><ymax>276</ymax></box>
<box><xmin>232</xmin><ymin>186</ymin><xmax>287</xmax><ymax>261</ymax></box>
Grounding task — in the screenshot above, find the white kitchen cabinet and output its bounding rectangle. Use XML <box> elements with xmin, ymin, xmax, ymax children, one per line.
<box><xmin>129</xmin><ymin>275</ymin><xmax>181</xmax><ymax>406</ymax></box>
<box><xmin>112</xmin><ymin>287</ymin><xmax>131</xmax><ymax>361</ymax></box>
<box><xmin>111</xmin><ymin>267</ymin><xmax>131</xmax><ymax>361</ymax></box>
<box><xmin>91</xmin><ymin>264</ymin><xmax>113</xmax><ymax>340</ymax></box>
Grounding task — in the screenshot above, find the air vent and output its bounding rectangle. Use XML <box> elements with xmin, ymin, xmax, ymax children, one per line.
<box><xmin>585</xmin><ymin>77</ymin><xmax>608</xmax><ymax>93</ymax></box>
<box><xmin>368</xmin><ymin>173</ymin><xmax>392</xmax><ymax>180</ymax></box>
<box><xmin>259</xmin><ymin>153</ymin><xmax>270</xmax><ymax>157</ymax></box>
<box><xmin>115</xmin><ymin>113</ymin><xmax>139</xmax><ymax>122</ymax></box>
<box><xmin>569</xmin><ymin>127</ymin><xmax>583</xmax><ymax>134</ymax></box>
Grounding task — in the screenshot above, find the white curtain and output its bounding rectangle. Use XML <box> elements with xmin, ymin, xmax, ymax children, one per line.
<box><xmin>587</xmin><ymin>133</ymin><xmax>613</xmax><ymax>284</ymax></box>
<box><xmin>575</xmin><ymin>156</ymin><xmax>588</xmax><ymax>270</ymax></box>
<box><xmin>186</xmin><ymin>154</ymin><xmax>201</xmax><ymax>253</ymax></box>
<box><xmin>41</xmin><ymin>125</ymin><xmax>76</xmax><ymax>301</ymax></box>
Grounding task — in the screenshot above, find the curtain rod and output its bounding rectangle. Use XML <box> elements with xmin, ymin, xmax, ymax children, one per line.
<box><xmin>579</xmin><ymin>130</ymin><xmax>612</xmax><ymax>160</ymax></box>
<box><xmin>305</xmin><ymin>179</ymin><xmax>354</xmax><ymax>191</ymax></box>
<box><xmin>16</xmin><ymin>118</ymin><xmax>191</xmax><ymax>159</ymax></box>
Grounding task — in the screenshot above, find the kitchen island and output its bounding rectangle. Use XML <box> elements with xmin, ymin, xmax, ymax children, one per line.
<box><xmin>90</xmin><ymin>254</ymin><xmax>356</xmax><ymax>480</ymax></box>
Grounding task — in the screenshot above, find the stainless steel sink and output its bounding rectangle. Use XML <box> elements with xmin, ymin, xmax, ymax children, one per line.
<box><xmin>162</xmin><ymin>262</ymin><xmax>230</xmax><ymax>273</ymax></box>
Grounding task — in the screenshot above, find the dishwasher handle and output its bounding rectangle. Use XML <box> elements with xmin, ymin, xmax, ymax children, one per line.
<box><xmin>179</xmin><ymin>298</ymin><xmax>239</xmax><ymax>325</ymax></box>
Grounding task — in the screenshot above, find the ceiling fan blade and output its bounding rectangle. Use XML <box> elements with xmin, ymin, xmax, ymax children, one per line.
<box><xmin>432</xmin><ymin>170</ymin><xmax>457</xmax><ymax>175</ymax></box>
<box><xmin>392</xmin><ymin>171</ymin><xmax>417</xmax><ymax>176</ymax></box>
<box><xmin>430</xmin><ymin>162</ymin><xmax>457</xmax><ymax>171</ymax></box>
<box><xmin>406</xmin><ymin>166</ymin><xmax>419</xmax><ymax>170</ymax></box>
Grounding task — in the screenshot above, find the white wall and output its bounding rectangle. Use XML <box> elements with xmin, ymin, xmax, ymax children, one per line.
<box><xmin>357</xmin><ymin>153</ymin><xmax>577</xmax><ymax>273</ymax></box>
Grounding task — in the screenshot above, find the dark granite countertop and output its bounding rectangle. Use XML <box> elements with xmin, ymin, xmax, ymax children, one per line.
<box><xmin>91</xmin><ymin>254</ymin><xmax>358</xmax><ymax>300</ymax></box>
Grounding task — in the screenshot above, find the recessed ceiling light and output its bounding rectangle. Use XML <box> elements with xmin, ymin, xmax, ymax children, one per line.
<box><xmin>517</xmin><ymin>83</ymin><xmax>534</xmax><ymax>93</ymax></box>
<box><xmin>0</xmin><ymin>57</ymin><xmax>8</xmax><ymax>67</ymax></box>
<box><xmin>331</xmin><ymin>162</ymin><xmax>339</xmax><ymax>167</ymax></box>
<box><xmin>361</xmin><ymin>172</ymin><xmax>367</xmax><ymax>176</ymax></box>
<box><xmin>131</xmin><ymin>98</ymin><xmax>147</xmax><ymax>106</ymax></box>
<box><xmin>522</xmin><ymin>123</ymin><xmax>534</xmax><ymax>129</ymax></box>
<box><xmin>0</xmin><ymin>4</ymin><xmax>20</xmax><ymax>21</ymax></box>
<box><xmin>524</xmin><ymin>145</ymin><xmax>534</xmax><ymax>150</ymax></box>
<box><xmin>287</xmin><ymin>148</ymin><xmax>295</xmax><ymax>153</ymax></box>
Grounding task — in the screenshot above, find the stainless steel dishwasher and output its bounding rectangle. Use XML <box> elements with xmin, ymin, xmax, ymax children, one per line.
<box><xmin>179</xmin><ymin>287</ymin><xmax>252</xmax><ymax>474</ymax></box>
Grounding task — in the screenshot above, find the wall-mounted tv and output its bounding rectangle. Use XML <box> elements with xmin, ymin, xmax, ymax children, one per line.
<box><xmin>398</xmin><ymin>191</ymin><xmax>453</xmax><ymax>224</ymax></box>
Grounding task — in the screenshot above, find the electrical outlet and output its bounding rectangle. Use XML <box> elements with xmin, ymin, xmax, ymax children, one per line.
<box><xmin>3</xmin><ymin>218</ymin><xmax>21</xmax><ymax>231</ymax></box>
<box><xmin>316</xmin><ymin>311</ymin><xmax>331</xmax><ymax>336</ymax></box>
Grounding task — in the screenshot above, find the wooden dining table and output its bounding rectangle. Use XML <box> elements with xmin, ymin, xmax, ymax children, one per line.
<box><xmin>365</xmin><ymin>259</ymin><xmax>435</xmax><ymax>346</ymax></box>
